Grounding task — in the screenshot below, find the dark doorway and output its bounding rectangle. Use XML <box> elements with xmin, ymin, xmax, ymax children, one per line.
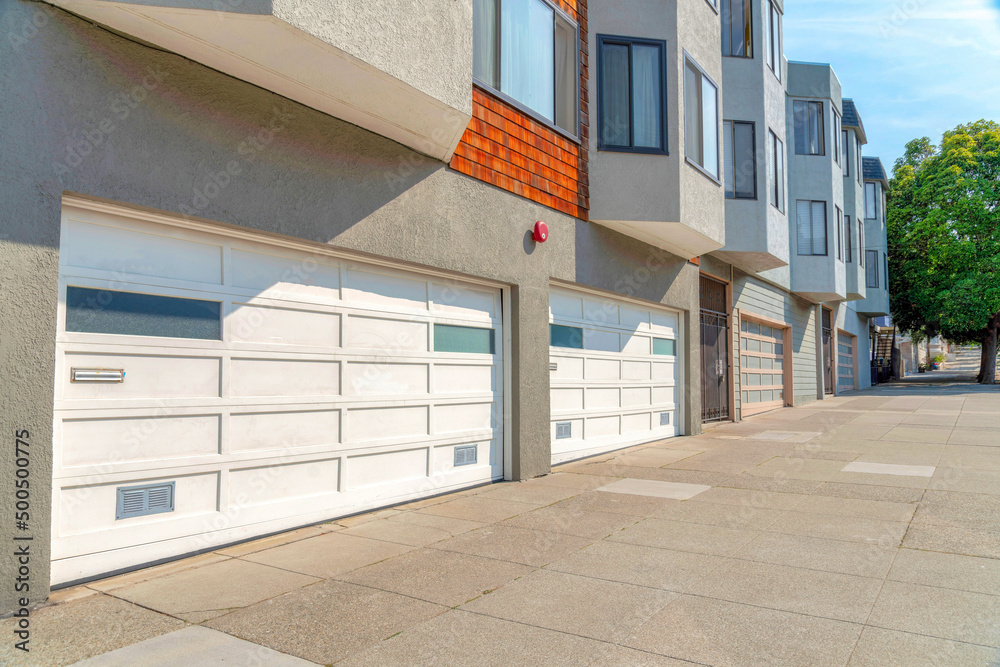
<box><xmin>822</xmin><ymin>307</ymin><xmax>834</xmax><ymax>394</ymax></box>
<box><xmin>701</xmin><ymin>275</ymin><xmax>730</xmax><ymax>422</ymax></box>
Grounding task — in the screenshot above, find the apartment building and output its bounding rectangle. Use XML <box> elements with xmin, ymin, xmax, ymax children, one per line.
<box><xmin>0</xmin><ymin>0</ymin><xmax>888</xmax><ymax>610</ymax></box>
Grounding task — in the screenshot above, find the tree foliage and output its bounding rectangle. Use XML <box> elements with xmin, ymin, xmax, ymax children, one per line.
<box><xmin>887</xmin><ymin>120</ymin><xmax>1000</xmax><ymax>381</ymax></box>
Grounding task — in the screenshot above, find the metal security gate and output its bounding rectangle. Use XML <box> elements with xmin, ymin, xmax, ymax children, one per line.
<box><xmin>700</xmin><ymin>276</ymin><xmax>729</xmax><ymax>422</ymax></box>
<box><xmin>822</xmin><ymin>307</ymin><xmax>834</xmax><ymax>394</ymax></box>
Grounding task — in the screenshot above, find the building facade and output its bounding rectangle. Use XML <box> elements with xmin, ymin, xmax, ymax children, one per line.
<box><xmin>0</xmin><ymin>0</ymin><xmax>889</xmax><ymax>610</ymax></box>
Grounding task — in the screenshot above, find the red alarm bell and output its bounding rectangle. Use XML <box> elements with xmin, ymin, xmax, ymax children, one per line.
<box><xmin>533</xmin><ymin>221</ymin><xmax>549</xmax><ymax>243</ymax></box>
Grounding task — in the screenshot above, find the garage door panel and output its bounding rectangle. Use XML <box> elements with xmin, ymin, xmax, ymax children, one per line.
<box><xmin>61</xmin><ymin>415</ymin><xmax>220</xmax><ymax>467</ymax></box>
<box><xmin>550</xmin><ymin>292</ymin><xmax>584</xmax><ymax>319</ymax></box>
<box><xmin>345</xmin><ymin>316</ymin><xmax>428</xmax><ymax>352</ymax></box>
<box><xmin>586</xmin><ymin>358</ymin><xmax>620</xmax><ymax>380</ymax></box>
<box><xmin>434</xmin><ymin>364</ymin><xmax>495</xmax><ymax>394</ymax></box>
<box><xmin>583</xmin><ymin>298</ymin><xmax>618</xmax><ymax>325</ymax></box>
<box><xmin>551</xmin><ymin>388</ymin><xmax>584</xmax><ymax>412</ymax></box>
<box><xmin>346</xmin><ymin>362</ymin><xmax>429</xmax><ymax>396</ymax></box>
<box><xmin>652</xmin><ymin>386</ymin><xmax>675</xmax><ymax>405</ymax></box>
<box><xmin>230</xmin><ymin>248</ymin><xmax>341</xmax><ymax>297</ymax></box>
<box><xmin>430</xmin><ymin>283</ymin><xmax>496</xmax><ymax>319</ymax></box>
<box><xmin>229</xmin><ymin>304</ymin><xmax>341</xmax><ymax>347</ymax></box>
<box><xmin>739</xmin><ymin>317</ymin><xmax>787</xmax><ymax>416</ymax></box>
<box><xmin>347</xmin><ymin>448</ymin><xmax>428</xmax><ymax>490</ymax></box>
<box><xmin>622</xmin><ymin>387</ymin><xmax>652</xmax><ymax>407</ymax></box>
<box><xmin>54</xmin><ymin>207</ymin><xmax>504</xmax><ymax>584</ymax></box>
<box><xmin>650</xmin><ymin>312</ymin><xmax>678</xmax><ymax>335</ymax></box>
<box><xmin>622</xmin><ymin>360</ymin><xmax>651</xmax><ymax>380</ymax></box>
<box><xmin>230</xmin><ymin>359</ymin><xmax>340</xmax><ymax>397</ymax></box>
<box><xmin>63</xmin><ymin>353</ymin><xmax>222</xmax><ymax>400</ymax></box>
<box><xmin>345</xmin><ymin>406</ymin><xmax>429</xmax><ymax>443</ymax></box>
<box><xmin>587</xmin><ymin>416</ymin><xmax>621</xmax><ymax>438</ymax></box>
<box><xmin>587</xmin><ymin>387</ymin><xmax>620</xmax><ymax>409</ymax></box>
<box><xmin>651</xmin><ymin>361</ymin><xmax>674</xmax><ymax>380</ymax></box>
<box><xmin>63</xmin><ymin>220</ymin><xmax>223</xmax><ymax>286</ymax></box>
<box><xmin>231</xmin><ymin>458</ymin><xmax>340</xmax><ymax>506</ymax></box>
<box><xmin>230</xmin><ymin>409</ymin><xmax>340</xmax><ymax>452</ymax></box>
<box><xmin>585</xmin><ymin>328</ymin><xmax>620</xmax><ymax>352</ymax></box>
<box><xmin>621</xmin><ymin>334</ymin><xmax>651</xmax><ymax>355</ymax></box>
<box><xmin>344</xmin><ymin>268</ymin><xmax>428</xmax><ymax>312</ymax></box>
<box><xmin>620</xmin><ymin>306</ymin><xmax>650</xmax><ymax>330</ymax></box>
<box><xmin>551</xmin><ymin>356</ymin><xmax>584</xmax><ymax>380</ymax></box>
<box><xmin>623</xmin><ymin>412</ymin><xmax>652</xmax><ymax>433</ymax></box>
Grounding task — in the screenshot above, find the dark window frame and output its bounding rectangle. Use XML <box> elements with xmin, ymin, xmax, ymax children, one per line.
<box><xmin>721</xmin><ymin>0</ymin><xmax>753</xmax><ymax>59</ymax></box>
<box><xmin>596</xmin><ymin>34</ymin><xmax>669</xmax><ymax>155</ymax></box>
<box><xmin>769</xmin><ymin>129</ymin><xmax>785</xmax><ymax>212</ymax></box>
<box><xmin>724</xmin><ymin>119</ymin><xmax>757</xmax><ymax>200</ymax></box>
<box><xmin>866</xmin><ymin>249</ymin><xmax>880</xmax><ymax>287</ymax></box>
<box><xmin>796</xmin><ymin>200</ymin><xmax>829</xmax><ymax>257</ymax></box>
<box><xmin>793</xmin><ymin>100</ymin><xmax>825</xmax><ymax>156</ymax></box>
<box><xmin>765</xmin><ymin>1</ymin><xmax>782</xmax><ymax>81</ymax></box>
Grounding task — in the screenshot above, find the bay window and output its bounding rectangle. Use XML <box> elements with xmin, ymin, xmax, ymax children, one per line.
<box><xmin>865</xmin><ymin>182</ymin><xmax>879</xmax><ymax>219</ymax></box>
<box><xmin>796</xmin><ymin>200</ymin><xmax>827</xmax><ymax>256</ymax></box>
<box><xmin>793</xmin><ymin>100</ymin><xmax>825</xmax><ymax>156</ymax></box>
<box><xmin>724</xmin><ymin>120</ymin><xmax>756</xmax><ymax>199</ymax></box>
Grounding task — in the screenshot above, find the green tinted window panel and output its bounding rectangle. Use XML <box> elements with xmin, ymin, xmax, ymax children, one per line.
<box><xmin>434</xmin><ymin>324</ymin><xmax>495</xmax><ymax>354</ymax></box>
<box><xmin>66</xmin><ymin>287</ymin><xmax>221</xmax><ymax>340</ymax></box>
<box><xmin>653</xmin><ymin>338</ymin><xmax>676</xmax><ymax>356</ymax></box>
<box><xmin>550</xmin><ymin>324</ymin><xmax>583</xmax><ymax>349</ymax></box>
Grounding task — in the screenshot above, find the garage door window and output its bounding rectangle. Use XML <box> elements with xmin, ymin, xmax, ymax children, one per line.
<box><xmin>433</xmin><ymin>324</ymin><xmax>496</xmax><ymax>354</ymax></box>
<box><xmin>550</xmin><ymin>324</ymin><xmax>583</xmax><ymax>349</ymax></box>
<box><xmin>65</xmin><ymin>287</ymin><xmax>221</xmax><ymax>340</ymax></box>
<box><xmin>652</xmin><ymin>338</ymin><xmax>676</xmax><ymax>356</ymax></box>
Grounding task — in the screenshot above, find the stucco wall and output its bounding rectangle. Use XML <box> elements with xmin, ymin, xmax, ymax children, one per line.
<box><xmin>0</xmin><ymin>0</ymin><xmax>700</xmax><ymax>611</ymax></box>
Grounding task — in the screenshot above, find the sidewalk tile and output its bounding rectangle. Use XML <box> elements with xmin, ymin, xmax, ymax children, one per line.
<box><xmin>889</xmin><ymin>548</ymin><xmax>1000</xmax><ymax>596</ymax></box>
<box><xmin>429</xmin><ymin>524</ymin><xmax>590</xmax><ymax>566</ymax></box>
<box><xmin>607</xmin><ymin>518</ymin><xmax>760</xmax><ymax>557</ymax></box>
<box><xmin>848</xmin><ymin>627</ymin><xmax>998</xmax><ymax>666</ymax></box>
<box><xmin>767</xmin><ymin>511</ymin><xmax>908</xmax><ymax>545</ymax></box>
<box><xmin>868</xmin><ymin>580</ymin><xmax>1000</xmax><ymax>647</ymax></box>
<box><xmin>739</xmin><ymin>531</ymin><xmax>898</xmax><ymax>578</ymax></box>
<box><xmin>242</xmin><ymin>532</ymin><xmax>414</xmax><ymax>579</ymax></box>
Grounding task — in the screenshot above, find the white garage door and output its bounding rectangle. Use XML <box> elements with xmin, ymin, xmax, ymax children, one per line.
<box><xmin>51</xmin><ymin>203</ymin><xmax>504</xmax><ymax>584</ymax></box>
<box><xmin>549</xmin><ymin>287</ymin><xmax>682</xmax><ymax>465</ymax></box>
<box><xmin>838</xmin><ymin>331</ymin><xmax>856</xmax><ymax>392</ymax></box>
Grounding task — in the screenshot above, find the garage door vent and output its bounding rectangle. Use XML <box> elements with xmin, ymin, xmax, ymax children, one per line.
<box><xmin>660</xmin><ymin>413</ymin><xmax>671</xmax><ymax>426</ymax></box>
<box><xmin>454</xmin><ymin>445</ymin><xmax>478</xmax><ymax>467</ymax></box>
<box><xmin>555</xmin><ymin>422</ymin><xmax>572</xmax><ymax>439</ymax></box>
<box><xmin>116</xmin><ymin>482</ymin><xmax>175</xmax><ymax>520</ymax></box>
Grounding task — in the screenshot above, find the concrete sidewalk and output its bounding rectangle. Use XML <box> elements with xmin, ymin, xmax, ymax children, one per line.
<box><xmin>5</xmin><ymin>379</ymin><xmax>1000</xmax><ymax>666</ymax></box>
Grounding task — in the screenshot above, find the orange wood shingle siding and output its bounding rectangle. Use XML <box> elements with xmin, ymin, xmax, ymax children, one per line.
<box><xmin>449</xmin><ymin>0</ymin><xmax>589</xmax><ymax>220</ymax></box>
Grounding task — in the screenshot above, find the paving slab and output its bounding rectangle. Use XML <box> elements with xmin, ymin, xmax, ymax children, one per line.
<box><xmin>338</xmin><ymin>609</ymin><xmax>609</xmax><ymax>667</ymax></box>
<box><xmin>502</xmin><ymin>504</ymin><xmax>640</xmax><ymax>539</ymax></box>
<box><xmin>848</xmin><ymin>626</ymin><xmax>1000</xmax><ymax>666</ymax></box>
<box><xmin>74</xmin><ymin>625</ymin><xmax>315</xmax><ymax>666</ymax></box>
<box><xmin>415</xmin><ymin>496</ymin><xmax>538</xmax><ymax>523</ymax></box>
<box><xmin>551</xmin><ymin>489</ymin><xmax>683</xmax><ymax>516</ymax></box>
<box><xmin>626</xmin><ymin>594</ymin><xmax>863</xmax><ymax>666</ymax></box>
<box><xmin>608</xmin><ymin>518</ymin><xmax>761</xmax><ymax>557</ymax></box>
<box><xmin>901</xmin><ymin>522</ymin><xmax>1000</xmax><ymax>559</ymax></box>
<box><xmin>111</xmin><ymin>558</ymin><xmax>319</xmax><ymax>617</ymax></box>
<box><xmin>868</xmin><ymin>580</ymin><xmax>1000</xmax><ymax>647</ymax></box>
<box><xmin>653</xmin><ymin>498</ymin><xmax>786</xmax><ymax>530</ymax></box>
<box><xmin>339</xmin><ymin>517</ymin><xmax>455</xmax><ymax>547</ymax></box>
<box><xmin>842</xmin><ymin>462</ymin><xmax>936</xmax><ymax>477</ymax></box>
<box><xmin>888</xmin><ymin>548</ymin><xmax>1000</xmax><ymax>596</ymax></box>
<box><xmin>811</xmin><ymin>481</ymin><xmax>926</xmax><ymax>504</ymax></box>
<box><xmin>738</xmin><ymin>531</ymin><xmax>898</xmax><ymax>578</ymax></box>
<box><xmin>0</xmin><ymin>594</ymin><xmax>184</xmax><ymax>666</ymax></box>
<box><xmin>338</xmin><ymin>548</ymin><xmax>533</xmax><ymax>606</ymax></box>
<box><xmin>205</xmin><ymin>580</ymin><xmax>446</xmax><ymax>664</ymax></box>
<box><xmin>595</xmin><ymin>478</ymin><xmax>711</xmax><ymax>500</ymax></box>
<box><xmin>546</xmin><ymin>539</ymin><xmax>732</xmax><ymax>592</ymax></box>
<box><xmin>767</xmin><ymin>510</ymin><xmax>908</xmax><ymax>546</ymax></box>
<box><xmin>461</xmin><ymin>569</ymin><xmax>676</xmax><ymax>643</ymax></box>
<box><xmin>242</xmin><ymin>531</ymin><xmax>415</xmax><ymax>579</ymax></box>
<box><xmin>429</xmin><ymin>524</ymin><xmax>591</xmax><ymax>567</ymax></box>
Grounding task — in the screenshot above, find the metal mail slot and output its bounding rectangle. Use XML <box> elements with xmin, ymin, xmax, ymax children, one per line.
<box><xmin>71</xmin><ymin>368</ymin><xmax>125</xmax><ymax>383</ymax></box>
<box><xmin>549</xmin><ymin>362</ymin><xmax>558</xmax><ymax>371</ymax></box>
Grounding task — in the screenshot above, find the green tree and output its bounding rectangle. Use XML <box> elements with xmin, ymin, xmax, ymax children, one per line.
<box><xmin>887</xmin><ymin>121</ymin><xmax>1000</xmax><ymax>383</ymax></box>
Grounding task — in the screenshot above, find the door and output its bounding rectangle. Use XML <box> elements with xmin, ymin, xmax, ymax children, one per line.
<box><xmin>838</xmin><ymin>331</ymin><xmax>855</xmax><ymax>392</ymax></box>
<box><xmin>822</xmin><ymin>307</ymin><xmax>834</xmax><ymax>394</ymax></box>
<box><xmin>52</xmin><ymin>204</ymin><xmax>504</xmax><ymax>584</ymax></box>
<box><xmin>739</xmin><ymin>317</ymin><xmax>788</xmax><ymax>417</ymax></box>
<box><xmin>549</xmin><ymin>287</ymin><xmax>682</xmax><ymax>464</ymax></box>
<box><xmin>700</xmin><ymin>275</ymin><xmax>730</xmax><ymax>422</ymax></box>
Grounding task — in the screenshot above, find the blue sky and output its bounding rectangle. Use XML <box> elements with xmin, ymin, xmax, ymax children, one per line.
<box><xmin>783</xmin><ymin>0</ymin><xmax>1000</xmax><ymax>175</ymax></box>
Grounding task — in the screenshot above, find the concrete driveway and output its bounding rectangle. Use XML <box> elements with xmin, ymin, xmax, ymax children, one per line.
<box><xmin>5</xmin><ymin>377</ymin><xmax>1000</xmax><ymax>666</ymax></box>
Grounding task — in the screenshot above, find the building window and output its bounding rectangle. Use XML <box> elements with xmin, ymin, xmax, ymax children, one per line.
<box><xmin>866</xmin><ymin>250</ymin><xmax>879</xmax><ymax>287</ymax></box>
<box><xmin>860</xmin><ymin>223</ymin><xmax>866</xmax><ymax>267</ymax></box>
<box><xmin>724</xmin><ymin>121</ymin><xmax>756</xmax><ymax>199</ymax></box>
<box><xmin>684</xmin><ymin>56</ymin><xmax>720</xmax><ymax>180</ymax></box>
<box><xmin>764</xmin><ymin>1</ymin><xmax>782</xmax><ymax>80</ymax></box>
<box><xmin>550</xmin><ymin>324</ymin><xmax>583</xmax><ymax>348</ymax></box>
<box><xmin>65</xmin><ymin>287</ymin><xmax>221</xmax><ymax>340</ymax></box>
<box><xmin>796</xmin><ymin>200</ymin><xmax>827</xmax><ymax>256</ymax></box>
<box><xmin>597</xmin><ymin>36</ymin><xmax>667</xmax><ymax>153</ymax></box>
<box><xmin>885</xmin><ymin>252</ymin><xmax>889</xmax><ymax>288</ymax></box>
<box><xmin>793</xmin><ymin>100</ymin><xmax>825</xmax><ymax>155</ymax></box>
<box><xmin>865</xmin><ymin>182</ymin><xmax>879</xmax><ymax>219</ymax></box>
<box><xmin>832</xmin><ymin>110</ymin><xmax>842</xmax><ymax>165</ymax></box>
<box><xmin>434</xmin><ymin>324</ymin><xmax>496</xmax><ymax>354</ymax></box>
<box><xmin>856</xmin><ymin>136</ymin><xmax>863</xmax><ymax>184</ymax></box>
<box><xmin>842</xmin><ymin>130</ymin><xmax>850</xmax><ymax>177</ymax></box>
<box><xmin>845</xmin><ymin>215</ymin><xmax>853</xmax><ymax>263</ymax></box>
<box><xmin>836</xmin><ymin>205</ymin><xmax>843</xmax><ymax>261</ymax></box>
<box><xmin>473</xmin><ymin>0</ymin><xmax>579</xmax><ymax>136</ymax></box>
<box><xmin>721</xmin><ymin>0</ymin><xmax>752</xmax><ymax>58</ymax></box>
<box><xmin>768</xmin><ymin>130</ymin><xmax>784</xmax><ymax>212</ymax></box>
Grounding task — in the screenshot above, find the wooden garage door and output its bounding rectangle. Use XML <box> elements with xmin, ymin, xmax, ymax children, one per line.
<box><xmin>549</xmin><ymin>287</ymin><xmax>682</xmax><ymax>465</ymax></box>
<box><xmin>51</xmin><ymin>203</ymin><xmax>504</xmax><ymax>584</ymax></box>
<box><xmin>739</xmin><ymin>318</ymin><xmax>787</xmax><ymax>417</ymax></box>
